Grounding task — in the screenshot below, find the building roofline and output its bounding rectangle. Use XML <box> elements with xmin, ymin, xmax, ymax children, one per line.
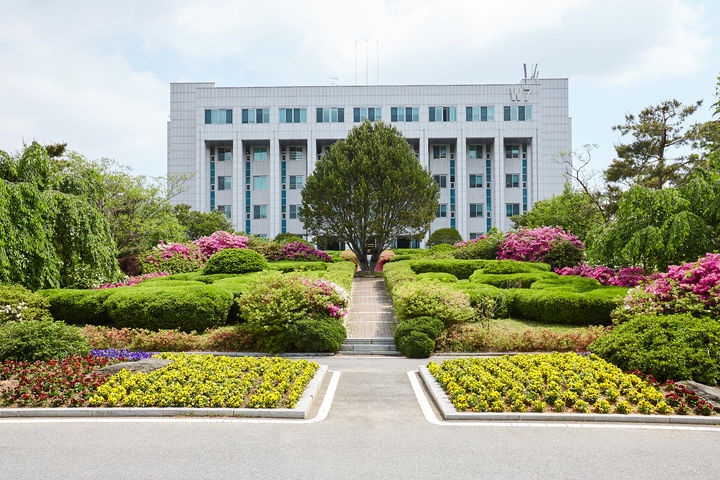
<box><xmin>170</xmin><ymin>79</ymin><xmax>567</xmax><ymax>89</ymax></box>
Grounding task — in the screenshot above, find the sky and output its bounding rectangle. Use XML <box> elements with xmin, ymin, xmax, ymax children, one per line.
<box><xmin>1</xmin><ymin>0</ymin><xmax>718</xmax><ymax>179</ymax></box>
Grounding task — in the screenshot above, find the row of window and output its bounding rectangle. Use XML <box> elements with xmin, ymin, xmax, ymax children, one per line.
<box><xmin>216</xmin><ymin>175</ymin><xmax>303</xmax><ymax>191</ymax></box>
<box><xmin>248</xmin><ymin>204</ymin><xmax>301</xmax><ymax>219</ymax></box>
<box><xmin>204</xmin><ymin>106</ymin><xmax>532</xmax><ymax>125</ymax></box>
<box><xmin>435</xmin><ymin>203</ymin><xmax>522</xmax><ymax>218</ymax></box>
<box><xmin>432</xmin><ymin>174</ymin><xmax>520</xmax><ymax>188</ymax></box>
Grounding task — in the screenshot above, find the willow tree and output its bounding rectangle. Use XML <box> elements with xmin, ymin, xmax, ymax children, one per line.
<box><xmin>301</xmin><ymin>121</ymin><xmax>438</xmax><ymax>271</ymax></box>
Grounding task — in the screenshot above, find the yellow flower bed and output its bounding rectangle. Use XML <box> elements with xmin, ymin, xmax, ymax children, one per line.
<box><xmin>428</xmin><ymin>353</ymin><xmax>674</xmax><ymax>415</ymax></box>
<box><xmin>89</xmin><ymin>354</ymin><xmax>318</xmax><ymax>409</ymax></box>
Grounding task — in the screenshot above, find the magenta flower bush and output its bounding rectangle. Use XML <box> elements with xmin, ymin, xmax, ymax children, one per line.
<box><xmin>454</xmin><ymin>235</ymin><xmax>487</xmax><ymax>248</ymax></box>
<box><xmin>275</xmin><ymin>241</ymin><xmax>332</xmax><ymax>262</ymax></box>
<box><xmin>95</xmin><ymin>272</ymin><xmax>170</xmax><ymax>289</ymax></box>
<box><xmin>194</xmin><ymin>231</ymin><xmax>249</xmax><ymax>258</ymax></box>
<box><xmin>142</xmin><ymin>231</ymin><xmax>250</xmax><ymax>274</ymax></box>
<box><xmin>300</xmin><ymin>278</ymin><xmax>350</xmax><ymax>319</ymax></box>
<box><xmin>497</xmin><ymin>227</ymin><xmax>584</xmax><ymax>265</ymax></box>
<box><xmin>621</xmin><ymin>253</ymin><xmax>720</xmax><ymax>319</ymax></box>
<box><xmin>555</xmin><ymin>264</ymin><xmax>646</xmax><ymax>287</ymax></box>
<box><xmin>375</xmin><ymin>250</ymin><xmax>396</xmax><ymax>272</ymax></box>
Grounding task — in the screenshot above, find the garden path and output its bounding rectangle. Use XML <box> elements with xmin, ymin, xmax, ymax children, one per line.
<box><xmin>344</xmin><ymin>277</ymin><xmax>398</xmax><ymax>339</ymax></box>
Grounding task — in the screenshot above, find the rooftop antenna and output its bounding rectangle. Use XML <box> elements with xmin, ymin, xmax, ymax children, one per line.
<box><xmin>532</xmin><ymin>64</ymin><xmax>539</xmax><ymax>79</ymax></box>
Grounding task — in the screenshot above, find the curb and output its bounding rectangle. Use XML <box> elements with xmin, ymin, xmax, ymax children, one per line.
<box><xmin>418</xmin><ymin>365</ymin><xmax>720</xmax><ymax>425</ymax></box>
<box><xmin>186</xmin><ymin>351</ymin><xmax>335</xmax><ymax>357</ymax></box>
<box><xmin>0</xmin><ymin>365</ymin><xmax>327</xmax><ymax>419</ymax></box>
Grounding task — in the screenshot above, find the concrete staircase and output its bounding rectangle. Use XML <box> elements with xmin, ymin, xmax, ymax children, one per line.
<box><xmin>338</xmin><ymin>337</ymin><xmax>401</xmax><ymax>356</ymax></box>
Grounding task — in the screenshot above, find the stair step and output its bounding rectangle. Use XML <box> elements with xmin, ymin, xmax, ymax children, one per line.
<box><xmin>344</xmin><ymin>337</ymin><xmax>395</xmax><ymax>344</ymax></box>
<box><xmin>337</xmin><ymin>349</ymin><xmax>402</xmax><ymax>356</ymax></box>
<box><xmin>339</xmin><ymin>344</ymin><xmax>397</xmax><ymax>352</ymax></box>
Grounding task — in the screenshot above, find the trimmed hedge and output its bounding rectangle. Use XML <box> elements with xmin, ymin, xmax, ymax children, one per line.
<box><xmin>478</xmin><ymin>259</ymin><xmax>550</xmax><ymax>275</ymax></box>
<box><xmin>392</xmin><ymin>281</ymin><xmax>473</xmax><ymax>326</ymax></box>
<box><xmin>204</xmin><ymin>248</ymin><xmax>267</xmax><ymax>274</ymax></box>
<box><xmin>286</xmin><ymin>315</ymin><xmax>346</xmax><ymax>352</ymax></box>
<box><xmin>394</xmin><ymin>316</ymin><xmax>445</xmax><ymax>342</ymax></box>
<box><xmin>40</xmin><ymin>289</ymin><xmax>116</xmax><ymax>326</ymax></box>
<box><xmin>409</xmin><ymin>259</ymin><xmax>489</xmax><ymax>279</ymax></box>
<box><xmin>382</xmin><ymin>261</ymin><xmax>418</xmax><ymax>292</ymax></box>
<box><xmin>295</xmin><ymin>261</ymin><xmax>355</xmax><ymax>292</ymax></box>
<box><xmin>0</xmin><ymin>320</ymin><xmax>90</xmax><ymax>361</ymax></box>
<box><xmin>267</xmin><ymin>261</ymin><xmax>329</xmax><ymax>273</ymax></box>
<box><xmin>470</xmin><ymin>271</ymin><xmax>558</xmax><ymax>289</ymax></box>
<box><xmin>134</xmin><ymin>280</ymin><xmax>206</xmax><ymax>288</ymax></box>
<box><xmin>428</xmin><ymin>228</ymin><xmax>462</xmax><ymax>247</ymax></box>
<box><xmin>530</xmin><ymin>275</ymin><xmax>603</xmax><ymax>293</ymax></box>
<box><xmin>590</xmin><ymin>313</ymin><xmax>720</xmax><ymax>385</ymax></box>
<box><xmin>509</xmin><ymin>289</ymin><xmax>618</xmax><ymax>326</ymax></box>
<box><xmin>453</xmin><ymin>284</ymin><xmax>513</xmax><ymax>319</ymax></box>
<box><xmin>105</xmin><ymin>285</ymin><xmax>233</xmax><ymax>333</ymax></box>
<box><xmin>396</xmin><ymin>330</ymin><xmax>435</xmax><ymax>358</ymax></box>
<box><xmin>452</xmin><ymin>235</ymin><xmax>502</xmax><ymax>260</ymax></box>
<box><xmin>416</xmin><ymin>272</ymin><xmax>459</xmax><ymax>283</ymax></box>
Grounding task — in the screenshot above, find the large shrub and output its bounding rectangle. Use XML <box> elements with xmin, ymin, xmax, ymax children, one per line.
<box><xmin>392</xmin><ymin>282</ymin><xmax>473</xmax><ymax>326</ymax></box>
<box><xmin>286</xmin><ymin>315</ymin><xmax>346</xmax><ymax>352</ymax></box>
<box><xmin>0</xmin><ymin>320</ymin><xmax>90</xmax><ymax>361</ymax></box>
<box><xmin>382</xmin><ymin>261</ymin><xmax>417</xmax><ymax>292</ymax></box>
<box><xmin>555</xmin><ymin>264</ymin><xmax>646</xmax><ymax>287</ymax></box>
<box><xmin>428</xmin><ymin>228</ymin><xmax>462</xmax><ymax>247</ymax></box>
<box><xmin>0</xmin><ymin>285</ymin><xmax>53</xmax><ymax>323</ymax></box>
<box><xmin>497</xmin><ymin>227</ymin><xmax>585</xmax><ymax>268</ymax></box>
<box><xmin>193</xmin><ymin>231</ymin><xmax>249</xmax><ymax>257</ymax></box>
<box><xmin>238</xmin><ymin>275</ymin><xmax>349</xmax><ymax>352</ymax></box>
<box><xmin>141</xmin><ymin>231</ymin><xmax>250</xmax><ymax>274</ymax></box>
<box><xmin>204</xmin><ymin>248</ymin><xmax>268</xmax><ymax>274</ymax></box>
<box><xmin>104</xmin><ymin>285</ymin><xmax>233</xmax><ymax>332</ymax></box>
<box><xmin>510</xmin><ymin>289</ymin><xmax>621</xmax><ymax>326</ymax></box>
<box><xmin>409</xmin><ymin>259</ymin><xmax>489</xmax><ymax>279</ymax></box>
<box><xmin>248</xmin><ymin>237</ymin><xmax>285</xmax><ymax>260</ymax></box>
<box><xmin>453</xmin><ymin>231</ymin><xmax>503</xmax><ymax>260</ymax></box>
<box><xmin>273</xmin><ymin>241</ymin><xmax>332</xmax><ymax>262</ymax></box>
<box><xmin>590</xmin><ymin>313</ymin><xmax>720</xmax><ymax>385</ymax></box>
<box><xmin>394</xmin><ymin>316</ymin><xmax>445</xmax><ymax>358</ymax></box>
<box><xmin>40</xmin><ymin>288</ymin><xmax>115</xmax><ymax>325</ymax></box>
<box><xmin>620</xmin><ymin>253</ymin><xmax>720</xmax><ymax>320</ymax></box>
<box><xmin>470</xmin><ymin>271</ymin><xmax>558</xmax><ymax>289</ymax></box>
<box><xmin>274</xmin><ymin>233</ymin><xmax>308</xmax><ymax>244</ymax></box>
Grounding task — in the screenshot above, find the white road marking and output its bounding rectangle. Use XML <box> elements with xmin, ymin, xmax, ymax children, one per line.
<box><xmin>0</xmin><ymin>371</ymin><xmax>340</xmax><ymax>425</ymax></box>
<box><xmin>407</xmin><ymin>371</ymin><xmax>720</xmax><ymax>432</ymax></box>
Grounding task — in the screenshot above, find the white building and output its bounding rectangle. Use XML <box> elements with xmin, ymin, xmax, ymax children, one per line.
<box><xmin>167</xmin><ymin>79</ymin><xmax>571</xmax><ymax>247</ymax></box>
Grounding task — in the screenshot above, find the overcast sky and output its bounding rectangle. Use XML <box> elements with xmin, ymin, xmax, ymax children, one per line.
<box><xmin>1</xmin><ymin>0</ymin><xmax>718</xmax><ymax>179</ymax></box>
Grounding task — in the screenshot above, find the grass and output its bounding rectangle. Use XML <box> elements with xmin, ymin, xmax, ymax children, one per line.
<box><xmin>490</xmin><ymin>318</ymin><xmax>592</xmax><ymax>332</ymax></box>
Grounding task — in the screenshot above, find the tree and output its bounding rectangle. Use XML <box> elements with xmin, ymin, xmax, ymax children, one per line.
<box><xmin>510</xmin><ymin>183</ymin><xmax>605</xmax><ymax>241</ymax></box>
<box><xmin>605</xmin><ymin>99</ymin><xmax>704</xmax><ymax>190</ymax></box>
<box><xmin>427</xmin><ymin>228</ymin><xmax>462</xmax><ymax>247</ymax></box>
<box><xmin>301</xmin><ymin>121</ymin><xmax>438</xmax><ymax>271</ymax></box>
<box><xmin>173</xmin><ymin>204</ymin><xmax>233</xmax><ymax>241</ymax></box>
<box><xmin>556</xmin><ymin>145</ymin><xmax>616</xmax><ymax>222</ymax></box>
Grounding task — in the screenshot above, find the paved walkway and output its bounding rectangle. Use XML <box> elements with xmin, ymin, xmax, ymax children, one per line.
<box><xmin>344</xmin><ymin>277</ymin><xmax>399</xmax><ymax>338</ymax></box>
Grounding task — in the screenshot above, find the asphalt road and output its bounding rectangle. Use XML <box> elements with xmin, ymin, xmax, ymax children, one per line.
<box><xmin>1</xmin><ymin>356</ymin><xmax>719</xmax><ymax>480</ymax></box>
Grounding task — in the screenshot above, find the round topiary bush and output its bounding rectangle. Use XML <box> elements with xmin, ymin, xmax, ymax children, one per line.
<box><xmin>428</xmin><ymin>228</ymin><xmax>462</xmax><ymax>247</ymax></box>
<box><xmin>392</xmin><ymin>282</ymin><xmax>473</xmax><ymax>326</ymax></box>
<box><xmin>0</xmin><ymin>320</ymin><xmax>90</xmax><ymax>361</ymax></box>
<box><xmin>590</xmin><ymin>313</ymin><xmax>720</xmax><ymax>385</ymax></box>
<box><xmin>274</xmin><ymin>233</ymin><xmax>309</xmax><ymax>245</ymax></box>
<box><xmin>204</xmin><ymin>248</ymin><xmax>268</xmax><ymax>274</ymax></box>
<box><xmin>394</xmin><ymin>316</ymin><xmax>445</xmax><ymax>344</ymax></box>
<box><xmin>286</xmin><ymin>315</ymin><xmax>347</xmax><ymax>352</ymax></box>
<box><xmin>396</xmin><ymin>330</ymin><xmax>435</xmax><ymax>358</ymax></box>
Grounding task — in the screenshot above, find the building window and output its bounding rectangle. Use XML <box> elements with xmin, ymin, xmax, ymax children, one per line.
<box><xmin>218</xmin><ymin>176</ymin><xmax>232</xmax><ymax>191</ymax></box>
<box><xmin>353</xmin><ymin>107</ymin><xmax>381</xmax><ymax>122</ymax></box>
<box><xmin>469</xmin><ymin>232</ymin><xmax>482</xmax><ymax>240</ymax></box>
<box><xmin>289</xmin><ymin>175</ymin><xmax>303</xmax><ymax>190</ymax></box>
<box><xmin>253</xmin><ymin>205</ymin><xmax>268</xmax><ymax>219</ymax></box>
<box><xmin>288</xmin><ymin>146</ymin><xmax>303</xmax><ymax>161</ymax></box>
<box><xmin>432</xmin><ymin>145</ymin><xmax>447</xmax><ymax>159</ymax></box>
<box><xmin>469</xmin><ymin>174</ymin><xmax>483</xmax><ymax>188</ymax></box>
<box><xmin>391</xmin><ymin>107</ymin><xmax>419</xmax><ymax>122</ymax></box>
<box><xmin>506</xmin><ymin>203</ymin><xmax>520</xmax><ymax>217</ymax></box>
<box><xmin>217</xmin><ymin>147</ymin><xmax>232</xmax><ymax>162</ymax></box>
<box><xmin>316</xmin><ymin>107</ymin><xmax>344</xmax><ymax>123</ymax></box>
<box><xmin>279</xmin><ymin>108</ymin><xmax>307</xmax><ymax>123</ymax></box>
<box><xmin>503</xmin><ymin>105</ymin><xmax>532</xmax><ymax>121</ymax></box>
<box><xmin>506</xmin><ymin>174</ymin><xmax>520</xmax><ymax>188</ymax></box>
<box><xmin>205</xmin><ymin>109</ymin><xmax>232</xmax><ymax>124</ymax></box>
<box><xmin>468</xmin><ymin>145</ymin><xmax>484</xmax><ymax>159</ymax></box>
<box><xmin>505</xmin><ymin>145</ymin><xmax>520</xmax><ymax>159</ymax></box>
<box><xmin>429</xmin><ymin>106</ymin><xmax>456</xmax><ymax>122</ymax></box>
<box><xmin>217</xmin><ymin>205</ymin><xmax>232</xmax><ymax>219</ymax></box>
<box><xmin>466</xmin><ymin>106</ymin><xmax>494</xmax><ymax>122</ymax></box>
<box><xmin>253</xmin><ymin>147</ymin><xmax>267</xmax><ymax>161</ymax></box>
<box><xmin>435</xmin><ymin>204</ymin><xmax>448</xmax><ymax>218</ymax></box>
<box><xmin>470</xmin><ymin>203</ymin><xmax>483</xmax><ymax>218</ymax></box>
<box><xmin>289</xmin><ymin>204</ymin><xmax>300</xmax><ymax>220</ymax></box>
<box><xmin>242</xmin><ymin>108</ymin><xmax>269</xmax><ymax>124</ymax></box>
<box><xmin>433</xmin><ymin>175</ymin><xmax>447</xmax><ymax>188</ymax></box>
<box><xmin>253</xmin><ymin>176</ymin><xmax>267</xmax><ymax>190</ymax></box>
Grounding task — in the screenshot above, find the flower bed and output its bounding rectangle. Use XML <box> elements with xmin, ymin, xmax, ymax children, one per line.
<box><xmin>91</xmin><ymin>349</ymin><xmax>155</xmax><ymax>361</ymax></box>
<box><xmin>427</xmin><ymin>353</ymin><xmax>714</xmax><ymax>415</ymax></box>
<box><xmin>88</xmin><ymin>354</ymin><xmax>318</xmax><ymax>409</ymax></box>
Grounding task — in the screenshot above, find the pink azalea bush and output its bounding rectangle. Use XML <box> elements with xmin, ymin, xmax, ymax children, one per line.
<box><xmin>620</xmin><ymin>253</ymin><xmax>720</xmax><ymax>319</ymax></box>
<box><xmin>95</xmin><ymin>272</ymin><xmax>170</xmax><ymax>289</ymax></box>
<box><xmin>497</xmin><ymin>227</ymin><xmax>584</xmax><ymax>265</ymax></box>
<box><xmin>142</xmin><ymin>231</ymin><xmax>250</xmax><ymax>274</ymax></box>
<box><xmin>274</xmin><ymin>241</ymin><xmax>332</xmax><ymax>262</ymax></box>
<box><xmin>555</xmin><ymin>264</ymin><xmax>646</xmax><ymax>287</ymax></box>
<box><xmin>194</xmin><ymin>231</ymin><xmax>249</xmax><ymax>258</ymax></box>
<box><xmin>300</xmin><ymin>278</ymin><xmax>350</xmax><ymax>319</ymax></box>
<box><xmin>375</xmin><ymin>250</ymin><xmax>396</xmax><ymax>272</ymax></box>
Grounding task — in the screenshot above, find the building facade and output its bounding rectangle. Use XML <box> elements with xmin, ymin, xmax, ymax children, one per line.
<box><xmin>167</xmin><ymin>79</ymin><xmax>571</xmax><ymax>245</ymax></box>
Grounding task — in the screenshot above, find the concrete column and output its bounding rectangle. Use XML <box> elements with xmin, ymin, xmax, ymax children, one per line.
<box><xmin>493</xmin><ymin>134</ymin><xmax>504</xmax><ymax>231</ymax></box>
<box><xmin>455</xmin><ymin>132</ymin><xmax>467</xmax><ymax>240</ymax></box>
<box><xmin>307</xmin><ymin>132</ymin><xmax>316</xmax><ymax>175</ymax></box>
<box><xmin>232</xmin><ymin>135</ymin><xmax>241</xmax><ymax>230</ymax></box>
<box><xmin>420</xmin><ymin>130</ymin><xmax>429</xmax><ymax>169</ymax></box>
<box><xmin>269</xmin><ymin>136</ymin><xmax>281</xmax><ymax>239</ymax></box>
<box><xmin>196</xmin><ymin>131</ymin><xmax>206</xmax><ymax>212</ymax></box>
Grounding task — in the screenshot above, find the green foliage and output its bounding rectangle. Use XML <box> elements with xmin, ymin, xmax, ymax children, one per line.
<box><xmin>274</xmin><ymin>233</ymin><xmax>308</xmax><ymax>244</ymax></box>
<box><xmin>416</xmin><ymin>272</ymin><xmax>458</xmax><ymax>283</ymax></box>
<box><xmin>286</xmin><ymin>315</ymin><xmax>346</xmax><ymax>352</ymax></box>
<box><xmin>453</xmin><ymin>284</ymin><xmax>513</xmax><ymax>319</ymax></box>
<box><xmin>172</xmin><ymin>204</ymin><xmax>233</xmax><ymax>241</ymax></box>
<box><xmin>426</xmin><ymin>243</ymin><xmax>456</xmax><ymax>256</ymax></box>
<box><xmin>40</xmin><ymin>288</ymin><xmax>115</xmax><ymax>325</ymax></box>
<box><xmin>590</xmin><ymin>314</ymin><xmax>720</xmax><ymax>385</ymax></box>
<box><xmin>470</xmin><ymin>271</ymin><xmax>558</xmax><ymax>289</ymax></box>
<box><xmin>478</xmin><ymin>259</ymin><xmax>548</xmax><ymax>275</ymax></box>
<box><xmin>409</xmin><ymin>259</ymin><xmax>489</xmax><ymax>279</ymax></box>
<box><xmin>266</xmin><ymin>261</ymin><xmax>329</xmax><ymax>273</ymax></box>
<box><xmin>0</xmin><ymin>285</ymin><xmax>52</xmax><ymax>323</ymax></box>
<box><xmin>301</xmin><ymin>121</ymin><xmax>439</xmax><ymax>271</ymax></box>
<box><xmin>296</xmin><ymin>261</ymin><xmax>356</xmax><ymax>292</ymax></box>
<box><xmin>105</xmin><ymin>285</ymin><xmax>233</xmax><ymax>333</ymax></box>
<box><xmin>204</xmin><ymin>248</ymin><xmax>267</xmax><ymax>274</ymax></box>
<box><xmin>0</xmin><ymin>143</ymin><xmax>119</xmax><ymax>289</ymax></box>
<box><xmin>0</xmin><ymin>320</ymin><xmax>90</xmax><ymax>361</ymax></box>
<box><xmin>392</xmin><ymin>281</ymin><xmax>473</xmax><ymax>326</ymax></box>
<box><xmin>394</xmin><ymin>316</ymin><xmax>445</xmax><ymax>343</ymax></box>
<box><xmin>427</xmin><ymin>228</ymin><xmax>462</xmax><ymax>247</ymax></box>
<box><xmin>453</xmin><ymin>234</ymin><xmax>503</xmax><ymax>260</ymax></box>
<box><xmin>382</xmin><ymin>261</ymin><xmax>418</xmax><ymax>292</ymax></box>
<box><xmin>510</xmin><ymin>289</ymin><xmax>619</xmax><ymax>326</ymax></box>
<box><xmin>247</xmin><ymin>237</ymin><xmax>284</xmax><ymax>260</ymax></box>
<box><xmin>543</xmin><ymin>239</ymin><xmax>586</xmax><ymax>270</ymax></box>
<box><xmin>530</xmin><ymin>275</ymin><xmax>603</xmax><ymax>293</ymax></box>
<box><xmin>509</xmin><ymin>184</ymin><xmax>605</xmax><ymax>241</ymax></box>
<box><xmin>396</xmin><ymin>330</ymin><xmax>435</xmax><ymax>358</ymax></box>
